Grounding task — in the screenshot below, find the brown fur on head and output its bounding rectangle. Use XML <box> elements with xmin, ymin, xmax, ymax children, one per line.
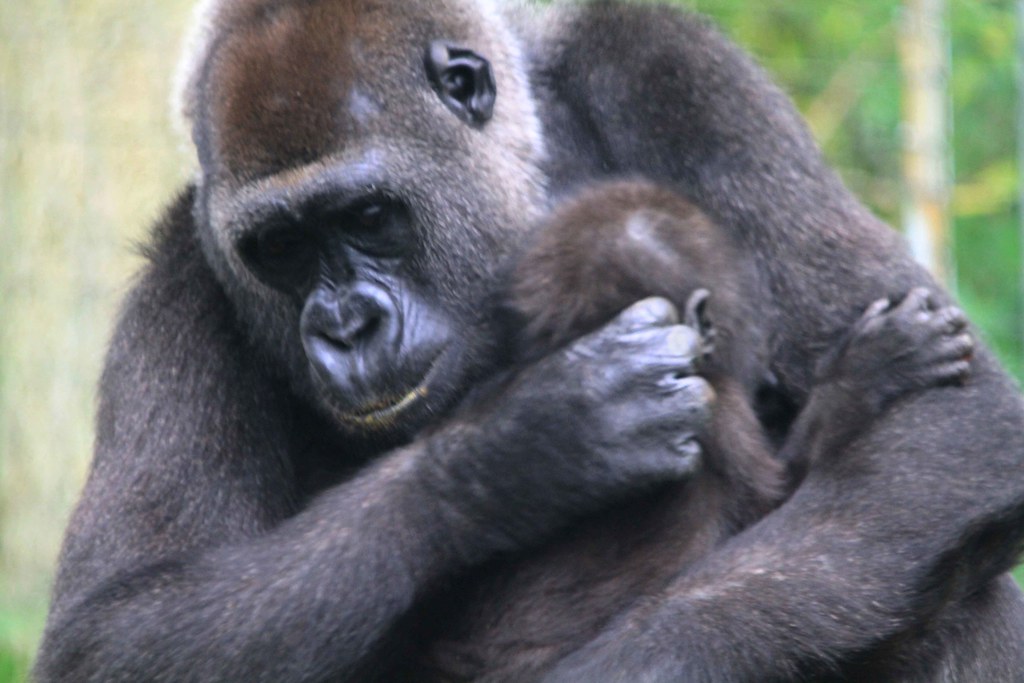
<box><xmin>509</xmin><ymin>180</ymin><xmax>767</xmax><ymax>391</ymax></box>
<box><xmin>175</xmin><ymin>0</ymin><xmax>546</xmax><ymax>180</ymax></box>
<box><xmin>174</xmin><ymin>0</ymin><xmax>551</xmax><ymax>297</ymax></box>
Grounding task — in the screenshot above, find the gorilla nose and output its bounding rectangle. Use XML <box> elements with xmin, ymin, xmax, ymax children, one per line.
<box><xmin>301</xmin><ymin>283</ymin><xmax>400</xmax><ymax>353</ymax></box>
<box><xmin>325</xmin><ymin>297</ymin><xmax>382</xmax><ymax>349</ymax></box>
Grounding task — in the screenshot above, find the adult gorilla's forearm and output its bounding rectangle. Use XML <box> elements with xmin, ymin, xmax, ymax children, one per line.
<box><xmin>42</xmin><ymin>453</ymin><xmax>452</xmax><ymax>681</ymax></box>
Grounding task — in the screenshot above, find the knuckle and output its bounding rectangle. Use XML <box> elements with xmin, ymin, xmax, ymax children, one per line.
<box><xmin>954</xmin><ymin>333</ymin><xmax>974</xmax><ymax>348</ymax></box>
<box><xmin>662</xmin><ymin>325</ymin><xmax>701</xmax><ymax>357</ymax></box>
<box><xmin>910</xmin><ymin>286</ymin><xmax>932</xmax><ymax>301</ymax></box>
<box><xmin>616</xmin><ymin>297</ymin><xmax>679</xmax><ymax>330</ymax></box>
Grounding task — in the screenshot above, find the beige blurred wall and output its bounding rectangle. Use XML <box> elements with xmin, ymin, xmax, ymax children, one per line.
<box><xmin>1</xmin><ymin>0</ymin><xmax>196</xmax><ymax>659</ymax></box>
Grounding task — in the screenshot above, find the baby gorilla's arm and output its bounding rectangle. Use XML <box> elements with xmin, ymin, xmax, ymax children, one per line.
<box><xmin>778</xmin><ymin>287</ymin><xmax>972</xmax><ymax>481</ymax></box>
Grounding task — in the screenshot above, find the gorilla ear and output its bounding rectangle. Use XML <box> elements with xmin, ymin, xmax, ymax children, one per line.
<box><xmin>426</xmin><ymin>41</ymin><xmax>497</xmax><ymax>126</ymax></box>
<box><xmin>684</xmin><ymin>288</ymin><xmax>713</xmax><ymax>336</ymax></box>
<box><xmin>685</xmin><ymin>288</ymin><xmax>717</xmax><ymax>362</ymax></box>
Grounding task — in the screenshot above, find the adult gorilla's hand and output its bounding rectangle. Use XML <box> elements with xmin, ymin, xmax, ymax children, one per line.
<box><xmin>419</xmin><ymin>297</ymin><xmax>712</xmax><ymax>556</ymax></box>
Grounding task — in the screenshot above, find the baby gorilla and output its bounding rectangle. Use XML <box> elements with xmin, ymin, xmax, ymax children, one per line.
<box><xmin>421</xmin><ymin>181</ymin><xmax>974</xmax><ymax>681</ymax></box>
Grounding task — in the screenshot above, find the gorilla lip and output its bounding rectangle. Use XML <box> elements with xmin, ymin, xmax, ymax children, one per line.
<box><xmin>338</xmin><ymin>384</ymin><xmax>430</xmax><ymax>427</ymax></box>
<box><xmin>334</xmin><ymin>349</ymin><xmax>447</xmax><ymax>428</ymax></box>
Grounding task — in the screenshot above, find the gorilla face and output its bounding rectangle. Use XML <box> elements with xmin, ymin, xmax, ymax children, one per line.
<box><xmin>181</xmin><ymin>0</ymin><xmax>548</xmax><ymax>435</ymax></box>
<box><xmin>235</xmin><ymin>189</ymin><xmax>460</xmax><ymax>431</ymax></box>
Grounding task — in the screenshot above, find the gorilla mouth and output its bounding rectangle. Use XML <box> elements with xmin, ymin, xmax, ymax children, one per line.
<box><xmin>337</xmin><ymin>383</ymin><xmax>431</xmax><ymax>427</ymax></box>
<box><xmin>333</xmin><ymin>350</ymin><xmax>447</xmax><ymax>429</ymax></box>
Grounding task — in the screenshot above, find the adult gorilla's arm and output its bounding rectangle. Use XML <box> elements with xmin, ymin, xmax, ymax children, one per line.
<box><xmin>35</xmin><ymin>192</ymin><xmax>705</xmax><ymax>682</ymax></box>
<box><xmin>532</xmin><ymin>4</ymin><xmax>1024</xmax><ymax>678</ymax></box>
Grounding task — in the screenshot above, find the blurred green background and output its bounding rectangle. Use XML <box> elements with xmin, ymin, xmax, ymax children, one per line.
<box><xmin>1</xmin><ymin>0</ymin><xmax>1022</xmax><ymax>680</ymax></box>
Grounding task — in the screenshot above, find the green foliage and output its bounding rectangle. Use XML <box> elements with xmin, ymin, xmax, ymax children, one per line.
<box><xmin>0</xmin><ymin>650</ymin><xmax>30</xmax><ymax>683</ymax></box>
<box><xmin>0</xmin><ymin>603</ymin><xmax>43</xmax><ymax>683</ymax></box>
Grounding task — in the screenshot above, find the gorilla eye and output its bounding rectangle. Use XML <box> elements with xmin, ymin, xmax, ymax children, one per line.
<box><xmin>425</xmin><ymin>41</ymin><xmax>496</xmax><ymax>126</ymax></box>
<box><xmin>240</xmin><ymin>225</ymin><xmax>316</xmax><ymax>290</ymax></box>
<box><xmin>443</xmin><ymin>68</ymin><xmax>472</xmax><ymax>101</ymax></box>
<box><xmin>259</xmin><ymin>229</ymin><xmax>304</xmax><ymax>259</ymax></box>
<box><xmin>353</xmin><ymin>202</ymin><xmax>388</xmax><ymax>232</ymax></box>
<box><xmin>338</xmin><ymin>197</ymin><xmax>409</xmax><ymax>256</ymax></box>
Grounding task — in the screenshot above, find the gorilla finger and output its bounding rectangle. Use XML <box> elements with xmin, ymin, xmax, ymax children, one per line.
<box><xmin>860</xmin><ymin>297</ymin><xmax>892</xmax><ymax>322</ymax></box>
<box><xmin>663</xmin><ymin>374</ymin><xmax>715</xmax><ymax>399</ymax></box>
<box><xmin>893</xmin><ymin>287</ymin><xmax>935</xmax><ymax>319</ymax></box>
<box><xmin>668</xmin><ymin>437</ymin><xmax>703</xmax><ymax>475</ymax></box>
<box><xmin>642</xmin><ymin>446</ymin><xmax>703</xmax><ymax>481</ymax></box>
<box><xmin>934</xmin><ymin>306</ymin><xmax>968</xmax><ymax>335</ymax></box>
<box><xmin>654</xmin><ymin>368</ymin><xmax>716</xmax><ymax>403</ymax></box>
<box><xmin>930</xmin><ymin>360</ymin><xmax>973</xmax><ymax>386</ymax></box>
<box><xmin>660</xmin><ymin>377</ymin><xmax>716</xmax><ymax>423</ymax></box>
<box><xmin>635</xmin><ymin>378</ymin><xmax>714</xmax><ymax>433</ymax></box>
<box><xmin>671</xmin><ymin>434</ymin><xmax>703</xmax><ymax>459</ymax></box>
<box><xmin>910</xmin><ymin>336</ymin><xmax>973</xmax><ymax>372</ymax></box>
<box><xmin>851</xmin><ymin>297</ymin><xmax>891</xmax><ymax>338</ymax></box>
<box><xmin>625</xmin><ymin>325</ymin><xmax>704</xmax><ymax>371</ymax></box>
<box><xmin>611</xmin><ymin>297</ymin><xmax>679</xmax><ymax>332</ymax></box>
<box><xmin>933</xmin><ymin>333</ymin><xmax>974</xmax><ymax>362</ymax></box>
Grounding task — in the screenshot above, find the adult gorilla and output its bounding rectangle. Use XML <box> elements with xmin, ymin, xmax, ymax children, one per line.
<box><xmin>37</xmin><ymin>0</ymin><xmax>1024</xmax><ymax>681</ymax></box>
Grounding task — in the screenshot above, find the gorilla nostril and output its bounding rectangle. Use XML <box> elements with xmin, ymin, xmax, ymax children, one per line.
<box><xmin>323</xmin><ymin>311</ymin><xmax>383</xmax><ymax>350</ymax></box>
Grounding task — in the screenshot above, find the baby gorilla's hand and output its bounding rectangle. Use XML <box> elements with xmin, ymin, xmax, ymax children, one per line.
<box><xmin>817</xmin><ymin>287</ymin><xmax>972</xmax><ymax>412</ymax></box>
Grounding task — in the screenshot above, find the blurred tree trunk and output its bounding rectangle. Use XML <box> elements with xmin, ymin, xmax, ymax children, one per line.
<box><xmin>900</xmin><ymin>0</ymin><xmax>954</xmax><ymax>286</ymax></box>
